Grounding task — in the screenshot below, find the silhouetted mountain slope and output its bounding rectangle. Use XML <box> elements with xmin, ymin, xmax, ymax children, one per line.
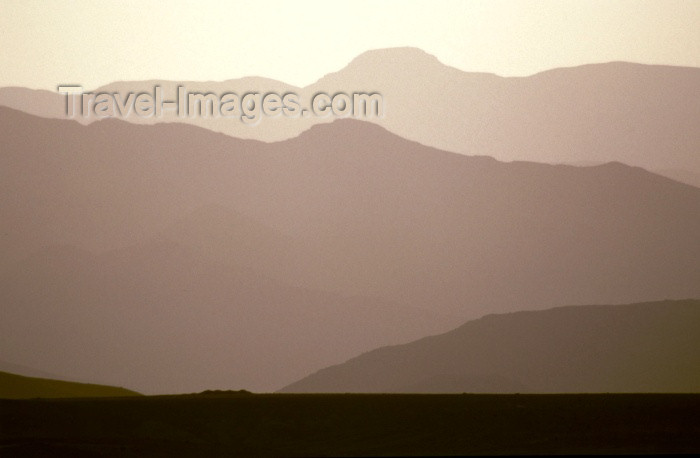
<box><xmin>280</xmin><ymin>300</ymin><xmax>700</xmax><ymax>393</ymax></box>
<box><xmin>0</xmin><ymin>360</ymin><xmax>66</xmax><ymax>381</ymax></box>
<box><xmin>654</xmin><ymin>168</ymin><xmax>700</xmax><ymax>188</ymax></box>
<box><xmin>1</xmin><ymin>107</ymin><xmax>699</xmax><ymax>392</ymax></box>
<box><xmin>2</xmin><ymin>48</ymin><xmax>698</xmax><ymax>175</ymax></box>
<box><xmin>0</xmin><ymin>240</ymin><xmax>457</xmax><ymax>394</ymax></box>
<box><xmin>2</xmin><ymin>107</ymin><xmax>699</xmax><ymax>315</ymax></box>
<box><xmin>0</xmin><ymin>370</ymin><xmax>140</xmax><ymax>399</ymax></box>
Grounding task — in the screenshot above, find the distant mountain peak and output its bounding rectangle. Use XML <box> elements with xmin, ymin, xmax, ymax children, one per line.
<box><xmin>351</xmin><ymin>47</ymin><xmax>443</xmax><ymax>64</ymax></box>
<box><xmin>314</xmin><ymin>47</ymin><xmax>458</xmax><ymax>85</ymax></box>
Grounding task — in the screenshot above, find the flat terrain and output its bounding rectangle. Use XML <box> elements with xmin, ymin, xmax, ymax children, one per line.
<box><xmin>2</xmin><ymin>394</ymin><xmax>699</xmax><ymax>456</ymax></box>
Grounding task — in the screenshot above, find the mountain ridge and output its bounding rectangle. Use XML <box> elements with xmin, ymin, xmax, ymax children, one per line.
<box><xmin>280</xmin><ymin>299</ymin><xmax>700</xmax><ymax>393</ymax></box>
<box><xmin>1</xmin><ymin>47</ymin><xmax>698</xmax><ymax>178</ymax></box>
<box><xmin>2</xmin><ymin>106</ymin><xmax>699</xmax><ymax>393</ymax></box>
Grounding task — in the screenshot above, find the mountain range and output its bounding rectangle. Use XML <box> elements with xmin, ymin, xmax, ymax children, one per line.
<box><xmin>1</xmin><ymin>105</ymin><xmax>699</xmax><ymax>393</ymax></box>
<box><xmin>1</xmin><ymin>48</ymin><xmax>699</xmax><ymax>186</ymax></box>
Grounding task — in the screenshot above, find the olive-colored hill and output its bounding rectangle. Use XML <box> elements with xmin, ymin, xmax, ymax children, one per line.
<box><xmin>0</xmin><ymin>370</ymin><xmax>140</xmax><ymax>399</ymax></box>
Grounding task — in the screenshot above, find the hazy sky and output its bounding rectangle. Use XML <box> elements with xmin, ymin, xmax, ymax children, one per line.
<box><xmin>1</xmin><ymin>0</ymin><xmax>698</xmax><ymax>89</ymax></box>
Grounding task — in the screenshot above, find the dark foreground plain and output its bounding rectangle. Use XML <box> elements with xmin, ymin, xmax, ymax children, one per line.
<box><xmin>1</xmin><ymin>394</ymin><xmax>699</xmax><ymax>456</ymax></box>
